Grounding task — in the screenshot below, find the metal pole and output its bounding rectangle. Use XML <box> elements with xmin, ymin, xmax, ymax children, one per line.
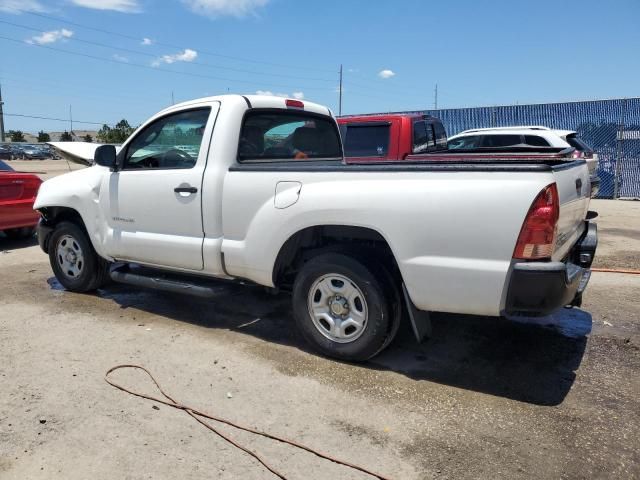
<box><xmin>338</xmin><ymin>64</ymin><xmax>343</xmax><ymax>116</ymax></box>
<box><xmin>69</xmin><ymin>105</ymin><xmax>73</xmax><ymax>135</ymax></box>
<box><xmin>613</xmin><ymin>98</ymin><xmax>628</xmax><ymax>199</ymax></box>
<box><xmin>0</xmin><ymin>83</ymin><xmax>5</xmax><ymax>143</ymax></box>
<box><xmin>434</xmin><ymin>83</ymin><xmax>438</xmax><ymax>110</ymax></box>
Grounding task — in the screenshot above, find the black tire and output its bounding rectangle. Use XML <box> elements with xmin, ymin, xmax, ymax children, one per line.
<box><xmin>4</xmin><ymin>226</ymin><xmax>36</xmax><ymax>239</ymax></box>
<box><xmin>292</xmin><ymin>253</ymin><xmax>394</xmax><ymax>361</ymax></box>
<box><xmin>48</xmin><ymin>221</ymin><xmax>110</xmax><ymax>292</ymax></box>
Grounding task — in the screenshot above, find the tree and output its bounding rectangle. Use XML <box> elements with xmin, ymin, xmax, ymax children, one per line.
<box><xmin>8</xmin><ymin>130</ymin><xmax>25</xmax><ymax>142</ymax></box>
<box><xmin>59</xmin><ymin>131</ymin><xmax>73</xmax><ymax>141</ymax></box>
<box><xmin>37</xmin><ymin>131</ymin><xmax>51</xmax><ymax>142</ymax></box>
<box><xmin>83</xmin><ymin>134</ymin><xmax>93</xmax><ymax>143</ymax></box>
<box><xmin>96</xmin><ymin>119</ymin><xmax>135</xmax><ymax>143</ymax></box>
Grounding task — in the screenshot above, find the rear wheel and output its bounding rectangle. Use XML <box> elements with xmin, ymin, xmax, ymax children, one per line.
<box><xmin>292</xmin><ymin>253</ymin><xmax>395</xmax><ymax>361</ymax></box>
<box><xmin>4</xmin><ymin>226</ymin><xmax>36</xmax><ymax>239</ymax></box>
<box><xmin>48</xmin><ymin>221</ymin><xmax>110</xmax><ymax>292</ymax></box>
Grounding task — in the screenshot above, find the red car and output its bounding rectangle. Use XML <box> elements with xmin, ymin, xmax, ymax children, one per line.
<box><xmin>0</xmin><ymin>160</ymin><xmax>42</xmax><ymax>239</ymax></box>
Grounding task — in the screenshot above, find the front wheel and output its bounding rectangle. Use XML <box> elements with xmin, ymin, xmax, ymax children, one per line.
<box><xmin>48</xmin><ymin>221</ymin><xmax>110</xmax><ymax>292</ymax></box>
<box><xmin>292</xmin><ymin>253</ymin><xmax>394</xmax><ymax>361</ymax></box>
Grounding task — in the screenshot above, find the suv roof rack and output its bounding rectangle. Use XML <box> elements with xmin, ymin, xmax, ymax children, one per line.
<box><xmin>460</xmin><ymin>126</ymin><xmax>551</xmax><ymax>134</ymax></box>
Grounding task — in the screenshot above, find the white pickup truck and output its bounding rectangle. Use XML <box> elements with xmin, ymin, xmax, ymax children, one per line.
<box><xmin>35</xmin><ymin>95</ymin><xmax>598</xmax><ymax>361</ymax></box>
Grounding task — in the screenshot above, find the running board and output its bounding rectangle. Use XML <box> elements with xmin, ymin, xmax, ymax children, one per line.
<box><xmin>110</xmin><ymin>265</ymin><xmax>222</xmax><ymax>299</ymax></box>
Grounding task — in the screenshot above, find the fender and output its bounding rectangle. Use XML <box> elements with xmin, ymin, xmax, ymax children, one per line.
<box><xmin>33</xmin><ymin>166</ymin><xmax>111</xmax><ymax>259</ymax></box>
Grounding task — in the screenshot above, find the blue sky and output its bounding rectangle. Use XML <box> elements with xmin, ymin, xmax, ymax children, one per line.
<box><xmin>0</xmin><ymin>0</ymin><xmax>639</xmax><ymax>133</ymax></box>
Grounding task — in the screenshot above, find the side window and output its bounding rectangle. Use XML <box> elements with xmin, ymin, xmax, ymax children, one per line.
<box><xmin>343</xmin><ymin>124</ymin><xmax>390</xmax><ymax>157</ymax></box>
<box><xmin>124</xmin><ymin>108</ymin><xmax>210</xmax><ymax>170</ymax></box>
<box><xmin>413</xmin><ymin>120</ymin><xmax>435</xmax><ymax>153</ymax></box>
<box><xmin>480</xmin><ymin>135</ymin><xmax>523</xmax><ymax>148</ymax></box>
<box><xmin>524</xmin><ymin>135</ymin><xmax>550</xmax><ymax>147</ymax></box>
<box><xmin>239</xmin><ymin>110</ymin><xmax>342</xmax><ymax>162</ymax></box>
<box><xmin>433</xmin><ymin>122</ymin><xmax>448</xmax><ymax>149</ymax></box>
<box><xmin>448</xmin><ymin>135</ymin><xmax>479</xmax><ymax>149</ymax></box>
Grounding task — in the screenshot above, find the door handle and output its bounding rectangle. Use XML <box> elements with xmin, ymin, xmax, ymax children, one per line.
<box><xmin>174</xmin><ymin>186</ymin><xmax>198</xmax><ymax>194</ymax></box>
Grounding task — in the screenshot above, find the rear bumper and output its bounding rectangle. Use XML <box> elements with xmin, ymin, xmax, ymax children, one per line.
<box><xmin>504</xmin><ymin>222</ymin><xmax>597</xmax><ymax>316</ymax></box>
<box><xmin>36</xmin><ymin>219</ymin><xmax>54</xmax><ymax>253</ymax></box>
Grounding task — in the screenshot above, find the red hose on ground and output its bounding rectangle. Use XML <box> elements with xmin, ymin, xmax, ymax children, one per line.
<box><xmin>591</xmin><ymin>267</ymin><xmax>640</xmax><ymax>275</ymax></box>
<box><xmin>105</xmin><ymin>365</ymin><xmax>394</xmax><ymax>480</ymax></box>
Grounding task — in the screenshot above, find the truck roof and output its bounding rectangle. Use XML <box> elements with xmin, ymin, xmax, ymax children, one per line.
<box><xmin>161</xmin><ymin>94</ymin><xmax>333</xmax><ymax>117</ymax></box>
<box><xmin>337</xmin><ymin>113</ymin><xmax>435</xmax><ymax>123</ymax></box>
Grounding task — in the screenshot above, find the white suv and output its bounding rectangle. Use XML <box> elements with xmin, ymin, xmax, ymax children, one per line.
<box><xmin>448</xmin><ymin>126</ymin><xmax>599</xmax><ymax>193</ymax></box>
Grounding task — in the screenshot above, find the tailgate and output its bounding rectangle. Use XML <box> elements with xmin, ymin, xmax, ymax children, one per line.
<box><xmin>551</xmin><ymin>161</ymin><xmax>591</xmax><ymax>261</ymax></box>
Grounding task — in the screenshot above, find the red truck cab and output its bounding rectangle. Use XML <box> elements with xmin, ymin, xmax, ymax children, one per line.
<box><xmin>337</xmin><ymin>114</ymin><xmax>448</xmax><ymax>162</ymax></box>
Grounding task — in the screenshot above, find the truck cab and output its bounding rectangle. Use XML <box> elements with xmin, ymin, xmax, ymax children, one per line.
<box><xmin>337</xmin><ymin>114</ymin><xmax>447</xmax><ymax>162</ymax></box>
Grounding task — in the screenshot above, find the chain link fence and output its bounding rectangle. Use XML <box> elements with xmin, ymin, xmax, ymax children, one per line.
<box><xmin>401</xmin><ymin>98</ymin><xmax>640</xmax><ymax>199</ymax></box>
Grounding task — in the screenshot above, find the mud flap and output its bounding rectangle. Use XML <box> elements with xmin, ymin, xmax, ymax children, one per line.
<box><xmin>402</xmin><ymin>284</ymin><xmax>432</xmax><ymax>343</ymax></box>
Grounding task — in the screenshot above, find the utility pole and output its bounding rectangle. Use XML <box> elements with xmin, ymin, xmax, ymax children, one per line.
<box><xmin>0</xmin><ymin>83</ymin><xmax>5</xmax><ymax>143</ymax></box>
<box><xmin>69</xmin><ymin>105</ymin><xmax>73</xmax><ymax>134</ymax></box>
<box><xmin>338</xmin><ymin>64</ymin><xmax>343</xmax><ymax>116</ymax></box>
<box><xmin>434</xmin><ymin>83</ymin><xmax>438</xmax><ymax>110</ymax></box>
<box><xmin>171</xmin><ymin>91</ymin><xmax>175</xmax><ymax>105</ymax></box>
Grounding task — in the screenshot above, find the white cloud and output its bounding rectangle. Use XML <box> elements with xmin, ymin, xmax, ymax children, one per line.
<box><xmin>0</xmin><ymin>0</ymin><xmax>45</xmax><ymax>13</ymax></box>
<box><xmin>378</xmin><ymin>69</ymin><xmax>396</xmax><ymax>79</ymax></box>
<box><xmin>27</xmin><ymin>28</ymin><xmax>73</xmax><ymax>45</ymax></box>
<box><xmin>292</xmin><ymin>92</ymin><xmax>304</xmax><ymax>100</ymax></box>
<box><xmin>152</xmin><ymin>48</ymin><xmax>198</xmax><ymax>66</ymax></box>
<box><xmin>69</xmin><ymin>0</ymin><xmax>141</xmax><ymax>13</ymax></box>
<box><xmin>182</xmin><ymin>0</ymin><xmax>269</xmax><ymax>18</ymax></box>
<box><xmin>141</xmin><ymin>37</ymin><xmax>153</xmax><ymax>46</ymax></box>
<box><xmin>113</xmin><ymin>54</ymin><xmax>129</xmax><ymax>62</ymax></box>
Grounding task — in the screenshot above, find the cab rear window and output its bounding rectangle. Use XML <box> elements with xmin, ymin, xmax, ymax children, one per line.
<box><xmin>340</xmin><ymin>123</ymin><xmax>390</xmax><ymax>157</ymax></box>
<box><xmin>239</xmin><ymin>110</ymin><xmax>342</xmax><ymax>162</ymax></box>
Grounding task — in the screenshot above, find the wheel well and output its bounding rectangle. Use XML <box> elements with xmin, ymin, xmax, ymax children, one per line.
<box><xmin>272</xmin><ymin>225</ymin><xmax>401</xmax><ymax>289</ymax></box>
<box><xmin>38</xmin><ymin>207</ymin><xmax>88</xmax><ymax>250</ymax></box>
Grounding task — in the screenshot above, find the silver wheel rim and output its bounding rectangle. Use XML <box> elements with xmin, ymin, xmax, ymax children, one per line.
<box><xmin>56</xmin><ymin>234</ymin><xmax>84</xmax><ymax>279</ymax></box>
<box><xmin>307</xmin><ymin>273</ymin><xmax>368</xmax><ymax>344</ymax></box>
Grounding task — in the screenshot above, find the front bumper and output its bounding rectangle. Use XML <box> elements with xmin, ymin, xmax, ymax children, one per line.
<box><xmin>504</xmin><ymin>222</ymin><xmax>597</xmax><ymax>316</ymax></box>
<box><xmin>36</xmin><ymin>219</ymin><xmax>54</xmax><ymax>253</ymax></box>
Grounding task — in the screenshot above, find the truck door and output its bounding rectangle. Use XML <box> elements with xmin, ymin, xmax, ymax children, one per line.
<box><xmin>101</xmin><ymin>104</ymin><xmax>219</xmax><ymax>271</ymax></box>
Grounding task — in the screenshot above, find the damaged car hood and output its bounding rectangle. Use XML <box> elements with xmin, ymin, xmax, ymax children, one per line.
<box><xmin>48</xmin><ymin>142</ymin><xmax>122</xmax><ymax>166</ymax></box>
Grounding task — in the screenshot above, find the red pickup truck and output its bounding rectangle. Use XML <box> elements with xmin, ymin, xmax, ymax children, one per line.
<box><xmin>337</xmin><ymin>113</ymin><xmax>576</xmax><ymax>163</ymax></box>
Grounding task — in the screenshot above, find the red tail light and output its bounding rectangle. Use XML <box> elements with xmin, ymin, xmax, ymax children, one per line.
<box><xmin>513</xmin><ymin>184</ymin><xmax>559</xmax><ymax>260</ymax></box>
<box><xmin>285</xmin><ymin>99</ymin><xmax>304</xmax><ymax>108</ymax></box>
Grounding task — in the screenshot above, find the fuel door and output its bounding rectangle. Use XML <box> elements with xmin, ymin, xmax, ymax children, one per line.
<box><xmin>274</xmin><ymin>181</ymin><xmax>302</xmax><ymax>209</ymax></box>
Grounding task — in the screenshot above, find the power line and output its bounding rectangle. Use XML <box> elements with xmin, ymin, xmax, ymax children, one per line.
<box><xmin>4</xmin><ymin>112</ymin><xmax>109</xmax><ymax>126</ymax></box>
<box><xmin>0</xmin><ymin>19</ymin><xmax>336</xmax><ymax>83</ymax></box>
<box><xmin>0</xmin><ymin>34</ymin><xmax>332</xmax><ymax>92</ymax></box>
<box><xmin>25</xmin><ymin>11</ymin><xmax>336</xmax><ymax>73</ymax></box>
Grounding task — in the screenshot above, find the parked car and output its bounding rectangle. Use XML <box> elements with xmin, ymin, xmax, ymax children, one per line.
<box><xmin>9</xmin><ymin>144</ymin><xmax>25</xmax><ymax>159</ymax></box>
<box><xmin>0</xmin><ymin>159</ymin><xmax>43</xmax><ymax>239</ymax></box>
<box><xmin>34</xmin><ymin>95</ymin><xmax>597</xmax><ymax>361</ymax></box>
<box><xmin>448</xmin><ymin>126</ymin><xmax>600</xmax><ymax>195</ymax></box>
<box><xmin>0</xmin><ymin>145</ymin><xmax>12</xmax><ymax>160</ymax></box>
<box><xmin>21</xmin><ymin>145</ymin><xmax>48</xmax><ymax>160</ymax></box>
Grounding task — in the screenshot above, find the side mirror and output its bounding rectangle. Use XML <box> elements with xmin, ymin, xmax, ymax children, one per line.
<box><xmin>94</xmin><ymin>145</ymin><xmax>117</xmax><ymax>169</ymax></box>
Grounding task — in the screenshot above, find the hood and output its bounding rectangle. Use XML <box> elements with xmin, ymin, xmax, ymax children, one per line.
<box><xmin>48</xmin><ymin>142</ymin><xmax>122</xmax><ymax>167</ymax></box>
